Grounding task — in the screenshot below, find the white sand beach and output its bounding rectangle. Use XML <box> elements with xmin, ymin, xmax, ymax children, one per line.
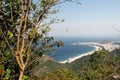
<box><xmin>59</xmin><ymin>42</ymin><xmax>119</xmax><ymax>63</ymax></box>
<box><xmin>59</xmin><ymin>45</ymin><xmax>101</xmax><ymax>63</ymax></box>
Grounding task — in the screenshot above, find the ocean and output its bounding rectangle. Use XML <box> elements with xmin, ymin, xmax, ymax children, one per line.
<box><xmin>52</xmin><ymin>44</ymin><xmax>95</xmax><ymax>62</ymax></box>
<box><xmin>49</xmin><ymin>37</ymin><xmax>118</xmax><ymax>62</ymax></box>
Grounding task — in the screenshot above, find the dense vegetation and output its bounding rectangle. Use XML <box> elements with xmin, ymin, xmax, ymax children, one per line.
<box><xmin>0</xmin><ymin>0</ymin><xmax>64</xmax><ymax>79</ymax></box>
<box><xmin>77</xmin><ymin>49</ymin><xmax>120</xmax><ymax>80</ymax></box>
<box><xmin>27</xmin><ymin>49</ymin><xmax>120</xmax><ymax>80</ymax></box>
<box><xmin>0</xmin><ymin>0</ymin><xmax>120</xmax><ymax>80</ymax></box>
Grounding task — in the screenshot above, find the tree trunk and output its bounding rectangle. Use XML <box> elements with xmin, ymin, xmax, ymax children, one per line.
<box><xmin>19</xmin><ymin>69</ymin><xmax>24</xmax><ymax>80</ymax></box>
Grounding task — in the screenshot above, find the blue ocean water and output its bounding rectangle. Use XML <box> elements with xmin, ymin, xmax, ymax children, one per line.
<box><xmin>52</xmin><ymin>44</ymin><xmax>95</xmax><ymax>62</ymax></box>
<box><xmin>49</xmin><ymin>37</ymin><xmax>118</xmax><ymax>62</ymax></box>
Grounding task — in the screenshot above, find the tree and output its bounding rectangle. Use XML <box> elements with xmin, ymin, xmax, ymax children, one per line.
<box><xmin>77</xmin><ymin>49</ymin><xmax>120</xmax><ymax>80</ymax></box>
<box><xmin>0</xmin><ymin>0</ymin><xmax>65</xmax><ymax>79</ymax></box>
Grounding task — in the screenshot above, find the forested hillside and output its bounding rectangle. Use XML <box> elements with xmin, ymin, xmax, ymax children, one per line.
<box><xmin>26</xmin><ymin>49</ymin><xmax>120</xmax><ymax>80</ymax></box>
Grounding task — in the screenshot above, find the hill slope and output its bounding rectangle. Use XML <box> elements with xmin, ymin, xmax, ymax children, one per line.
<box><xmin>26</xmin><ymin>49</ymin><xmax>120</xmax><ymax>80</ymax></box>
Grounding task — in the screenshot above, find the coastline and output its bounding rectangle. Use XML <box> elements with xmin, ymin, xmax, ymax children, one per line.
<box><xmin>59</xmin><ymin>41</ymin><xmax>119</xmax><ymax>64</ymax></box>
<box><xmin>59</xmin><ymin>45</ymin><xmax>101</xmax><ymax>63</ymax></box>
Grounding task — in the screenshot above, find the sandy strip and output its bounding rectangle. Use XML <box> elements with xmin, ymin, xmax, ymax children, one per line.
<box><xmin>59</xmin><ymin>45</ymin><xmax>101</xmax><ymax>63</ymax></box>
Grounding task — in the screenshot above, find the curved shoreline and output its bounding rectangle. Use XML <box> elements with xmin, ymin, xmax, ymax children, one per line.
<box><xmin>59</xmin><ymin>45</ymin><xmax>101</xmax><ymax>63</ymax></box>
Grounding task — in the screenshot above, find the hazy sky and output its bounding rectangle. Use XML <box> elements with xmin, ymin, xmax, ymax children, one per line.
<box><xmin>50</xmin><ymin>0</ymin><xmax>120</xmax><ymax>38</ymax></box>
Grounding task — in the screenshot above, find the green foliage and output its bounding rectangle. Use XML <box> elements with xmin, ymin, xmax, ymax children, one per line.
<box><xmin>22</xmin><ymin>75</ymin><xmax>29</xmax><ymax>80</ymax></box>
<box><xmin>32</xmin><ymin>69</ymin><xmax>78</xmax><ymax>80</ymax></box>
<box><xmin>68</xmin><ymin>55</ymin><xmax>90</xmax><ymax>71</ymax></box>
<box><xmin>2</xmin><ymin>69</ymin><xmax>11</xmax><ymax>80</ymax></box>
<box><xmin>1</xmin><ymin>0</ymin><xmax>119</xmax><ymax>80</ymax></box>
<box><xmin>0</xmin><ymin>0</ymin><xmax>64</xmax><ymax>79</ymax></box>
<box><xmin>26</xmin><ymin>58</ymin><xmax>67</xmax><ymax>77</ymax></box>
<box><xmin>7</xmin><ymin>31</ymin><xmax>14</xmax><ymax>38</ymax></box>
<box><xmin>24</xmin><ymin>49</ymin><xmax>120</xmax><ymax>80</ymax></box>
<box><xmin>0</xmin><ymin>0</ymin><xmax>21</xmax><ymax>78</ymax></box>
<box><xmin>77</xmin><ymin>49</ymin><xmax>120</xmax><ymax>80</ymax></box>
<box><xmin>44</xmin><ymin>69</ymin><xmax>77</xmax><ymax>80</ymax></box>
